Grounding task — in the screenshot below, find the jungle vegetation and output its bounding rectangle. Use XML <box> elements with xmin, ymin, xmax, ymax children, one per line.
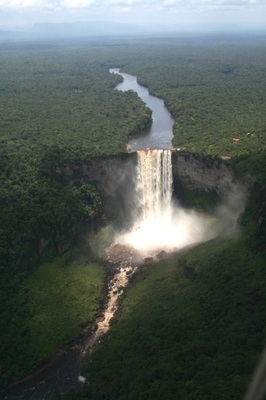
<box><xmin>0</xmin><ymin>42</ymin><xmax>152</xmax><ymax>388</ymax></box>
<box><xmin>0</xmin><ymin>34</ymin><xmax>265</xmax><ymax>398</ymax></box>
<box><xmin>114</xmin><ymin>36</ymin><xmax>266</xmax><ymax>158</ymax></box>
<box><xmin>78</xmin><ymin>236</ymin><xmax>266</xmax><ymax>400</ymax></box>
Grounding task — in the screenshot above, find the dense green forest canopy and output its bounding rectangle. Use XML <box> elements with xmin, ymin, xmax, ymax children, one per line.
<box><xmin>0</xmin><ymin>41</ymin><xmax>152</xmax><ymax>387</ymax></box>
<box><xmin>0</xmin><ymin>35</ymin><xmax>265</xmax><ymax>395</ymax></box>
<box><xmin>79</xmin><ymin>237</ymin><xmax>266</xmax><ymax>400</ymax></box>
<box><xmin>106</xmin><ymin>36</ymin><xmax>266</xmax><ymax>158</ymax></box>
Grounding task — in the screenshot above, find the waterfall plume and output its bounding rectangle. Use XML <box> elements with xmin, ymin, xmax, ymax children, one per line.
<box><xmin>116</xmin><ymin>149</ymin><xmax>217</xmax><ymax>256</ymax></box>
<box><xmin>136</xmin><ymin>149</ymin><xmax>172</xmax><ymax>224</ymax></box>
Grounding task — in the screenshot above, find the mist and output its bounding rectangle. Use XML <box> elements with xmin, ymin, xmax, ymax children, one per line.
<box><xmin>113</xmin><ymin>150</ymin><xmax>247</xmax><ymax>259</ymax></box>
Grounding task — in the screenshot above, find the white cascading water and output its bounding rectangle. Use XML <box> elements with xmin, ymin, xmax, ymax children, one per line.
<box><xmin>117</xmin><ymin>149</ymin><xmax>217</xmax><ymax>255</ymax></box>
<box><xmin>137</xmin><ymin>149</ymin><xmax>172</xmax><ymax>224</ymax></box>
<box><xmin>83</xmin><ymin>149</ymin><xmax>242</xmax><ymax>357</ymax></box>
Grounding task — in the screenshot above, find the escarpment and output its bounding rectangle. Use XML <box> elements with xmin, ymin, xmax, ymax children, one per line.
<box><xmin>40</xmin><ymin>150</ymin><xmax>249</xmax><ymax>256</ymax></box>
<box><xmin>50</xmin><ymin>150</ymin><xmax>247</xmax><ymax>199</ymax></box>
<box><xmin>171</xmin><ymin>151</ymin><xmax>246</xmax><ymax>195</ymax></box>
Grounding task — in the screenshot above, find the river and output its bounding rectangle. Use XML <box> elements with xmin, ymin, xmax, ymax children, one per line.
<box><xmin>2</xmin><ymin>69</ymin><xmax>175</xmax><ymax>400</ymax></box>
<box><xmin>110</xmin><ymin>68</ymin><xmax>174</xmax><ymax>150</ymax></box>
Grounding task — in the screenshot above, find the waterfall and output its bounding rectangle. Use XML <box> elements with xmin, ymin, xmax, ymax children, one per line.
<box><xmin>117</xmin><ymin>148</ymin><xmax>180</xmax><ymax>253</ymax></box>
<box><xmin>136</xmin><ymin>149</ymin><xmax>173</xmax><ymax>224</ymax></box>
<box><xmin>117</xmin><ymin>148</ymin><xmax>217</xmax><ymax>255</ymax></box>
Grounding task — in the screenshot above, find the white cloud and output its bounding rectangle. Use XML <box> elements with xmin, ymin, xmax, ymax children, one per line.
<box><xmin>106</xmin><ymin>0</ymin><xmax>147</xmax><ymax>5</ymax></box>
<box><xmin>121</xmin><ymin>6</ymin><xmax>131</xmax><ymax>12</ymax></box>
<box><xmin>0</xmin><ymin>0</ymin><xmax>96</xmax><ymax>8</ymax></box>
<box><xmin>60</xmin><ymin>0</ymin><xmax>95</xmax><ymax>8</ymax></box>
<box><xmin>0</xmin><ymin>0</ymin><xmax>265</xmax><ymax>9</ymax></box>
<box><xmin>0</xmin><ymin>0</ymin><xmax>265</xmax><ymax>26</ymax></box>
<box><xmin>0</xmin><ymin>0</ymin><xmax>41</xmax><ymax>7</ymax></box>
<box><xmin>0</xmin><ymin>0</ymin><xmax>58</xmax><ymax>7</ymax></box>
<box><xmin>107</xmin><ymin>0</ymin><xmax>133</xmax><ymax>4</ymax></box>
<box><xmin>163</xmin><ymin>0</ymin><xmax>182</xmax><ymax>5</ymax></box>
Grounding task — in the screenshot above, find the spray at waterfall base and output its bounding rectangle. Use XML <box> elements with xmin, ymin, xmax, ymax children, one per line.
<box><xmin>108</xmin><ymin>149</ymin><xmax>246</xmax><ymax>260</ymax></box>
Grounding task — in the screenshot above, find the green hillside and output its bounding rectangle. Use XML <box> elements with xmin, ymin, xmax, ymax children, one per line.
<box><xmin>80</xmin><ymin>237</ymin><xmax>265</xmax><ymax>400</ymax></box>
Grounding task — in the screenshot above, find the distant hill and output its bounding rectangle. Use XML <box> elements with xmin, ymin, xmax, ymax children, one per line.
<box><xmin>0</xmin><ymin>29</ymin><xmax>35</xmax><ymax>41</ymax></box>
<box><xmin>0</xmin><ymin>21</ymin><xmax>152</xmax><ymax>41</ymax></box>
<box><xmin>1</xmin><ymin>21</ymin><xmax>265</xmax><ymax>42</ymax></box>
<box><xmin>33</xmin><ymin>21</ymin><xmax>149</xmax><ymax>37</ymax></box>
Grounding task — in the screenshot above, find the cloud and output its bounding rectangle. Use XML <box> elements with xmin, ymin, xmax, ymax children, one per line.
<box><xmin>107</xmin><ymin>0</ymin><xmax>134</xmax><ymax>4</ymax></box>
<box><xmin>0</xmin><ymin>0</ymin><xmax>264</xmax><ymax>26</ymax></box>
<box><xmin>60</xmin><ymin>0</ymin><xmax>95</xmax><ymax>8</ymax></box>
<box><xmin>195</xmin><ymin>0</ymin><xmax>265</xmax><ymax>6</ymax></box>
<box><xmin>106</xmin><ymin>0</ymin><xmax>151</xmax><ymax>5</ymax></box>
<box><xmin>0</xmin><ymin>0</ymin><xmax>56</xmax><ymax>8</ymax></box>
<box><xmin>0</xmin><ymin>0</ymin><xmax>96</xmax><ymax>8</ymax></box>
<box><xmin>0</xmin><ymin>0</ymin><xmax>265</xmax><ymax>10</ymax></box>
<box><xmin>0</xmin><ymin>0</ymin><xmax>41</xmax><ymax>7</ymax></box>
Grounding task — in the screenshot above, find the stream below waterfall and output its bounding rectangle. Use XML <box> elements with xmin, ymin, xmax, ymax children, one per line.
<box><xmin>2</xmin><ymin>70</ymin><xmax>175</xmax><ymax>399</ymax></box>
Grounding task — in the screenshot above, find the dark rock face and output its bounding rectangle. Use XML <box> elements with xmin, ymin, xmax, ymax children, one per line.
<box><xmin>39</xmin><ymin>153</ymin><xmax>138</xmax><ymax>256</ymax></box>
<box><xmin>55</xmin><ymin>150</ymin><xmax>244</xmax><ymax>200</ymax></box>
<box><xmin>51</xmin><ymin>150</ymin><xmax>249</xmax><ymax>226</ymax></box>
<box><xmin>156</xmin><ymin>250</ymin><xmax>168</xmax><ymax>259</ymax></box>
<box><xmin>45</xmin><ymin>150</ymin><xmax>248</xmax><ymax>255</ymax></box>
<box><xmin>55</xmin><ymin>153</ymin><xmax>137</xmax><ymax>191</ymax></box>
<box><xmin>53</xmin><ymin>152</ymin><xmax>138</xmax><ymax>226</ymax></box>
<box><xmin>103</xmin><ymin>243</ymin><xmax>143</xmax><ymax>268</ymax></box>
<box><xmin>171</xmin><ymin>150</ymin><xmax>240</xmax><ymax>195</ymax></box>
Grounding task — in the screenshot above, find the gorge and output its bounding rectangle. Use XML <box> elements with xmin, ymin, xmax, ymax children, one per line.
<box><xmin>2</xmin><ymin>70</ymin><xmax>249</xmax><ymax>400</ymax></box>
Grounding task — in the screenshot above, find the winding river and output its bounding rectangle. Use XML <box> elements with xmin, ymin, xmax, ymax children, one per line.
<box><xmin>110</xmin><ymin>68</ymin><xmax>174</xmax><ymax>150</ymax></box>
<box><xmin>2</xmin><ymin>70</ymin><xmax>174</xmax><ymax>400</ymax></box>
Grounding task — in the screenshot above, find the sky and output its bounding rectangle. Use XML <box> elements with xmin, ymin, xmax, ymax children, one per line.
<box><xmin>0</xmin><ymin>0</ymin><xmax>265</xmax><ymax>29</ymax></box>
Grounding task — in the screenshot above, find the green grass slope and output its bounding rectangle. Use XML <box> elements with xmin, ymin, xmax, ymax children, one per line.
<box><xmin>0</xmin><ymin>250</ymin><xmax>103</xmax><ymax>387</ymax></box>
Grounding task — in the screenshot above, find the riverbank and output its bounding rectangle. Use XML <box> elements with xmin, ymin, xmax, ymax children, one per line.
<box><xmin>110</xmin><ymin>68</ymin><xmax>174</xmax><ymax>150</ymax></box>
<box><xmin>2</xmin><ymin>242</ymin><xmax>150</xmax><ymax>399</ymax></box>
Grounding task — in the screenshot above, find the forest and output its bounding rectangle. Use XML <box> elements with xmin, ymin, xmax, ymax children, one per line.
<box><xmin>0</xmin><ymin>35</ymin><xmax>265</xmax><ymax>399</ymax></box>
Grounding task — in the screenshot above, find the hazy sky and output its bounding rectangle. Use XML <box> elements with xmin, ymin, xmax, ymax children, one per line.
<box><xmin>0</xmin><ymin>0</ymin><xmax>265</xmax><ymax>28</ymax></box>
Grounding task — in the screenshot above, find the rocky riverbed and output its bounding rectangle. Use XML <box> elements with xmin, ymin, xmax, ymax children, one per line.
<box><xmin>2</xmin><ymin>243</ymin><xmax>151</xmax><ymax>400</ymax></box>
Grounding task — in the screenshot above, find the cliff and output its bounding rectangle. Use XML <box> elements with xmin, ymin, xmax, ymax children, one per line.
<box><xmin>48</xmin><ymin>153</ymin><xmax>138</xmax><ymax>228</ymax></box>
<box><xmin>171</xmin><ymin>150</ymin><xmax>246</xmax><ymax>195</ymax></box>
<box><xmin>43</xmin><ymin>150</ymin><xmax>249</xmax><ymax>255</ymax></box>
<box><xmin>49</xmin><ymin>150</ymin><xmax>249</xmax><ymax>217</ymax></box>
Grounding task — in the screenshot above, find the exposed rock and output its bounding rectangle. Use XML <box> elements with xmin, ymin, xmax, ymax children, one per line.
<box><xmin>52</xmin><ymin>150</ymin><xmax>249</xmax><ymax>206</ymax></box>
<box><xmin>96</xmin><ymin>317</ymin><xmax>105</xmax><ymax>323</ymax></box>
<box><xmin>78</xmin><ymin>376</ymin><xmax>86</xmax><ymax>384</ymax></box>
<box><xmin>156</xmin><ymin>250</ymin><xmax>167</xmax><ymax>259</ymax></box>
<box><xmin>103</xmin><ymin>243</ymin><xmax>143</xmax><ymax>266</ymax></box>
<box><xmin>49</xmin><ymin>153</ymin><xmax>138</xmax><ymax>224</ymax></box>
<box><xmin>56</xmin><ymin>219</ymin><xmax>84</xmax><ymax>255</ymax></box>
<box><xmin>171</xmin><ymin>150</ymin><xmax>250</xmax><ymax>196</ymax></box>
<box><xmin>40</xmin><ymin>150</ymin><xmax>250</xmax><ymax>258</ymax></box>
